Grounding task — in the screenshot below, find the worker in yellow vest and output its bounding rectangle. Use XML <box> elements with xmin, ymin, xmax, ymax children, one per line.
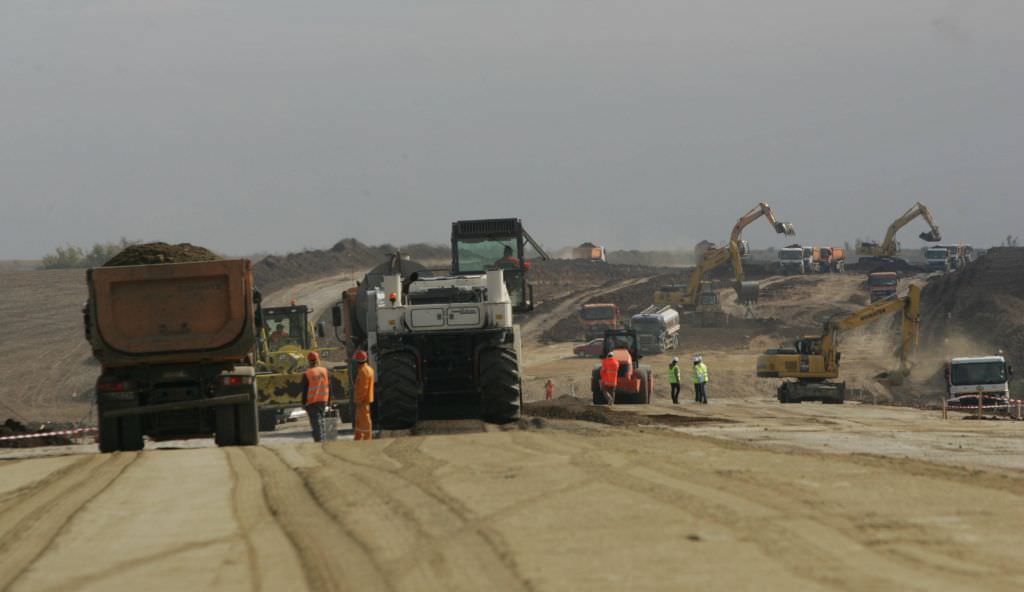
<box><xmin>302</xmin><ymin>351</ymin><xmax>331</xmax><ymax>441</ymax></box>
<box><xmin>353</xmin><ymin>350</ymin><xmax>375</xmax><ymax>441</ymax></box>
<box><xmin>692</xmin><ymin>355</ymin><xmax>709</xmax><ymax>404</ymax></box>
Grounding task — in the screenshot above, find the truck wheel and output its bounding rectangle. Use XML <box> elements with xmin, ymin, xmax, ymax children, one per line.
<box><xmin>236</xmin><ymin>396</ymin><xmax>259</xmax><ymax>445</ymax></box>
<box><xmin>215</xmin><ymin>405</ymin><xmax>237</xmax><ymax>446</ymax></box>
<box><xmin>480</xmin><ymin>347</ymin><xmax>521</xmax><ymax>423</ymax></box>
<box><xmin>258</xmin><ymin>409</ymin><xmax>278</xmax><ymax>432</ymax></box>
<box><xmin>98</xmin><ymin>407</ymin><xmax>120</xmax><ymax>453</ymax></box>
<box><xmin>119</xmin><ymin>415</ymin><xmax>144</xmax><ymax>451</ymax></box>
<box><xmin>377</xmin><ymin>352</ymin><xmax>420</xmax><ymax>430</ymax></box>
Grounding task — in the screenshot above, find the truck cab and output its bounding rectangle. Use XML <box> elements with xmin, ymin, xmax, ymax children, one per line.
<box><xmin>945</xmin><ymin>356</ymin><xmax>1013</xmax><ymax>409</ymax></box>
<box><xmin>580</xmin><ymin>303</ymin><xmax>620</xmax><ymax>340</ymax></box>
<box><xmin>778</xmin><ymin>246</ymin><xmax>805</xmax><ymax>274</ymax></box>
<box><xmin>630</xmin><ymin>305</ymin><xmax>680</xmax><ymax>354</ymax></box>
<box><xmin>867</xmin><ymin>272</ymin><xmax>898</xmax><ymax>302</ymax></box>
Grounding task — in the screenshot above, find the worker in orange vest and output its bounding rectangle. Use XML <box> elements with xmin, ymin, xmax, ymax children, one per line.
<box><xmin>544</xmin><ymin>379</ymin><xmax>555</xmax><ymax>401</ymax></box>
<box><xmin>494</xmin><ymin>245</ymin><xmax>521</xmax><ymax>269</ymax></box>
<box><xmin>600</xmin><ymin>353</ymin><xmax>619</xmax><ymax>405</ymax></box>
<box><xmin>353</xmin><ymin>349</ymin><xmax>375</xmax><ymax>441</ymax></box>
<box><xmin>302</xmin><ymin>351</ymin><xmax>331</xmax><ymax>442</ymax></box>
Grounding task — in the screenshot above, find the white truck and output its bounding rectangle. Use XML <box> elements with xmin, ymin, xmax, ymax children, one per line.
<box><xmin>944</xmin><ymin>355</ymin><xmax>1013</xmax><ymax>409</ymax></box>
<box><xmin>778</xmin><ymin>245</ymin><xmax>806</xmax><ymax>274</ymax></box>
<box><xmin>630</xmin><ymin>305</ymin><xmax>680</xmax><ymax>354</ymax></box>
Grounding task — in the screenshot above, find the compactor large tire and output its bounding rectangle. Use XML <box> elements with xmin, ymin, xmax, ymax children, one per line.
<box><xmin>480</xmin><ymin>347</ymin><xmax>521</xmax><ymax>423</ymax></box>
<box><xmin>376</xmin><ymin>352</ymin><xmax>421</xmax><ymax>430</ymax></box>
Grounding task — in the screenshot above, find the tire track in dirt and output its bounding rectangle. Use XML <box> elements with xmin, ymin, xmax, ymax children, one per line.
<box><xmin>224</xmin><ymin>447</ymin><xmax>308</xmax><ymax>592</ymax></box>
<box><xmin>243</xmin><ymin>446</ymin><xmax>389</xmax><ymax>592</ymax></box>
<box><xmin>310</xmin><ymin>439</ymin><xmax>532</xmax><ymax>591</ymax></box>
<box><xmin>0</xmin><ymin>452</ymin><xmax>137</xmax><ymax>590</ymax></box>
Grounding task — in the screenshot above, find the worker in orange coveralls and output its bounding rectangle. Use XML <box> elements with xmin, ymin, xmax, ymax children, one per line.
<box><xmin>544</xmin><ymin>379</ymin><xmax>555</xmax><ymax>401</ymax></box>
<box><xmin>600</xmin><ymin>353</ymin><xmax>619</xmax><ymax>405</ymax></box>
<box><xmin>352</xmin><ymin>349</ymin><xmax>375</xmax><ymax>441</ymax></box>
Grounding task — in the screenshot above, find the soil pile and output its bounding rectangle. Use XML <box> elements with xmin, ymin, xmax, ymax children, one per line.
<box><xmin>920</xmin><ymin>247</ymin><xmax>1024</xmax><ymax>368</ymax></box>
<box><xmin>103</xmin><ymin>242</ymin><xmax>220</xmax><ymax>266</ymax></box>
<box><xmin>0</xmin><ymin>418</ymin><xmax>73</xmax><ymax>448</ymax></box>
<box><xmin>253</xmin><ymin>239</ymin><xmax>450</xmax><ymax>294</ymax></box>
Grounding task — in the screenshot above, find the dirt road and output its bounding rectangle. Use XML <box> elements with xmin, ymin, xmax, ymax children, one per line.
<box><xmin>3</xmin><ymin>408</ymin><xmax>1023</xmax><ymax>591</ymax></box>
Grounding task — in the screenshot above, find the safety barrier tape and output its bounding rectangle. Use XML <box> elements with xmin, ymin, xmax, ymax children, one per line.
<box><xmin>0</xmin><ymin>427</ymin><xmax>98</xmax><ymax>443</ymax></box>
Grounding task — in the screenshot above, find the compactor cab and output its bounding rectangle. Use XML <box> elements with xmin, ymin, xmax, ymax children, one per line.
<box><xmin>451</xmin><ymin>218</ymin><xmax>548</xmax><ymax>313</ymax></box>
<box><xmin>591</xmin><ymin>329</ymin><xmax>653</xmax><ymax>404</ymax></box>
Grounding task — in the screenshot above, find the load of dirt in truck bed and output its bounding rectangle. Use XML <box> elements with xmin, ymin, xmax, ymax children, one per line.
<box><xmin>919</xmin><ymin>247</ymin><xmax>1024</xmax><ymax>369</ymax></box>
<box><xmin>103</xmin><ymin>242</ymin><xmax>220</xmax><ymax>266</ymax></box>
<box><xmin>253</xmin><ymin>239</ymin><xmax>450</xmax><ymax>294</ymax></box>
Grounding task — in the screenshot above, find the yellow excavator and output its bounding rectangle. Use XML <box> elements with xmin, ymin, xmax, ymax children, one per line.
<box><xmin>756</xmin><ymin>284</ymin><xmax>920</xmax><ymax>404</ymax></box>
<box><xmin>655</xmin><ymin>202</ymin><xmax>795</xmax><ymax>326</ymax></box>
<box><xmin>857</xmin><ymin>202</ymin><xmax>942</xmax><ymax>262</ymax></box>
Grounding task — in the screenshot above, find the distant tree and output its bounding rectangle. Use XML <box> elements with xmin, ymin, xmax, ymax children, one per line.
<box><xmin>41</xmin><ymin>238</ymin><xmax>139</xmax><ymax>269</ymax></box>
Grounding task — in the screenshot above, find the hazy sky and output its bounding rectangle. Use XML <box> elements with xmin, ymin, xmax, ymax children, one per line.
<box><xmin>2</xmin><ymin>1</ymin><xmax>1021</xmax><ymax>259</ymax></box>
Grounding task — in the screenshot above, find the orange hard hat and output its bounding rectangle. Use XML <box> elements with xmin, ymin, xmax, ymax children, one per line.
<box><xmin>353</xmin><ymin>350</ymin><xmax>369</xmax><ymax>363</ymax></box>
<box><xmin>307</xmin><ymin>351</ymin><xmax>320</xmax><ymax>362</ymax></box>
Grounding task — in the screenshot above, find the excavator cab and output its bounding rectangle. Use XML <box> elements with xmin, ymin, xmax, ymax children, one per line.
<box><xmin>451</xmin><ymin>218</ymin><xmax>549</xmax><ymax>313</ymax></box>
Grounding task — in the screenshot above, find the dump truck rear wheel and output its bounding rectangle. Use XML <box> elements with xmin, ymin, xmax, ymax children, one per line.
<box><xmin>236</xmin><ymin>395</ymin><xmax>259</xmax><ymax>445</ymax></box>
<box><xmin>480</xmin><ymin>347</ymin><xmax>521</xmax><ymax>423</ymax></box>
<box><xmin>215</xmin><ymin>405</ymin><xmax>237</xmax><ymax>446</ymax></box>
<box><xmin>119</xmin><ymin>415</ymin><xmax>144</xmax><ymax>451</ymax></box>
<box><xmin>98</xmin><ymin>408</ymin><xmax>120</xmax><ymax>453</ymax></box>
<box><xmin>377</xmin><ymin>352</ymin><xmax>420</xmax><ymax>430</ymax></box>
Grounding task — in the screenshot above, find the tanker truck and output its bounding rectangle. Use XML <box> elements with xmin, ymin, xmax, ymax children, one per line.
<box><xmin>630</xmin><ymin>305</ymin><xmax>680</xmax><ymax>354</ymax></box>
<box><xmin>84</xmin><ymin>258</ymin><xmax>261</xmax><ymax>452</ymax></box>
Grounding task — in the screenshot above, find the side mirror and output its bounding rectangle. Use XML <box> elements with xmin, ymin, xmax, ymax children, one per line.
<box><xmin>316</xmin><ymin>321</ymin><xmax>326</xmax><ymax>338</ymax></box>
<box><xmin>1007</xmin><ymin>365</ymin><xmax>1014</xmax><ymax>378</ymax></box>
<box><xmin>331</xmin><ymin>305</ymin><xmax>343</xmax><ymax>328</ymax></box>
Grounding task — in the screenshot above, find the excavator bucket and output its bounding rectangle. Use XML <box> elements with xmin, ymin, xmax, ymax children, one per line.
<box><xmin>774</xmin><ymin>222</ymin><xmax>796</xmax><ymax>236</ymax></box>
<box><xmin>919</xmin><ymin>230</ymin><xmax>941</xmax><ymax>242</ymax></box>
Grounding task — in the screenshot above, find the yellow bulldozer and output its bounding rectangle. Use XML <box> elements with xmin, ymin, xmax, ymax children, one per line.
<box><xmin>256</xmin><ymin>303</ymin><xmax>349</xmax><ymax>431</ymax></box>
<box><xmin>756</xmin><ymin>285</ymin><xmax>920</xmax><ymax>404</ymax></box>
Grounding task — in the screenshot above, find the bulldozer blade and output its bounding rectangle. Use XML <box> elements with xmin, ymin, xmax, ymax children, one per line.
<box><xmin>919</xmin><ymin>231</ymin><xmax>941</xmax><ymax>242</ymax></box>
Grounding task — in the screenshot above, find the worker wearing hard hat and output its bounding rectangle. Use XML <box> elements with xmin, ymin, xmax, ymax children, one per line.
<box><xmin>599</xmin><ymin>352</ymin><xmax>619</xmax><ymax>405</ymax></box>
<box><xmin>668</xmin><ymin>357</ymin><xmax>682</xmax><ymax>404</ymax></box>
<box><xmin>353</xmin><ymin>350</ymin><xmax>375</xmax><ymax>441</ymax></box>
<box><xmin>302</xmin><ymin>351</ymin><xmax>331</xmax><ymax>442</ymax></box>
<box><xmin>494</xmin><ymin>245</ymin><xmax>521</xmax><ymax>269</ymax></box>
<box><xmin>692</xmin><ymin>355</ymin><xmax>709</xmax><ymax>404</ymax></box>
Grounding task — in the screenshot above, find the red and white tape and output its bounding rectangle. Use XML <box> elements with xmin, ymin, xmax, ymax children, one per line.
<box><xmin>0</xmin><ymin>427</ymin><xmax>97</xmax><ymax>443</ymax></box>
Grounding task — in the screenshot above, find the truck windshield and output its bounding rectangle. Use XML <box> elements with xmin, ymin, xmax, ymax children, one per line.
<box><xmin>926</xmin><ymin>250</ymin><xmax>947</xmax><ymax>260</ymax></box>
<box><xmin>581</xmin><ymin>307</ymin><xmax>615</xmax><ymax>321</ymax></box>
<box><xmin>950</xmin><ymin>362</ymin><xmax>1007</xmax><ymax>386</ymax></box>
<box><xmin>779</xmin><ymin>250</ymin><xmax>803</xmax><ymax>260</ymax></box>
<box><xmin>263</xmin><ymin>311</ymin><xmax>308</xmax><ymax>349</ymax></box>
<box><xmin>631</xmin><ymin>319</ymin><xmax>663</xmax><ymax>332</ymax></box>
<box><xmin>455</xmin><ymin>239</ymin><xmax>519</xmax><ymax>273</ymax></box>
<box><xmin>869</xmin><ymin>277</ymin><xmax>898</xmax><ymax>287</ymax></box>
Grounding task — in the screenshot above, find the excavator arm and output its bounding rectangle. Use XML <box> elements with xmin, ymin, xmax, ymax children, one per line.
<box><xmin>823</xmin><ymin>284</ymin><xmax>921</xmax><ymax>373</ymax></box>
<box><xmin>874</xmin><ymin>202</ymin><xmax>942</xmax><ymax>257</ymax></box>
<box><xmin>685</xmin><ymin>246</ymin><xmax>732</xmax><ymax>304</ymax></box>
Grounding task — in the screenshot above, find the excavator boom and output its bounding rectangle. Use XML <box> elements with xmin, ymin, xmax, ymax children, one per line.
<box><xmin>860</xmin><ymin>202</ymin><xmax>942</xmax><ymax>257</ymax></box>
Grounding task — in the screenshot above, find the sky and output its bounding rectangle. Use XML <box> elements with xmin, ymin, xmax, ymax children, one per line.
<box><xmin>2</xmin><ymin>0</ymin><xmax>1021</xmax><ymax>259</ymax></box>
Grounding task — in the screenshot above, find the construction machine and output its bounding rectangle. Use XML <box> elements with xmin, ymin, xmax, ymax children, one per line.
<box><xmin>631</xmin><ymin>305</ymin><xmax>680</xmax><ymax>354</ymax></box>
<box><xmin>580</xmin><ymin>303</ymin><xmax>620</xmax><ymax>340</ymax></box>
<box><xmin>334</xmin><ymin>218</ymin><xmax>545</xmax><ymax>429</ymax></box>
<box><xmin>756</xmin><ymin>284</ymin><xmax>920</xmax><ymax>404</ymax></box>
<box><xmin>660</xmin><ymin>202</ymin><xmax>795</xmax><ymax>325</ymax></box>
<box><xmin>590</xmin><ymin>329</ymin><xmax>653</xmax><ymax>404</ymax></box>
<box><xmin>857</xmin><ymin>202</ymin><xmax>942</xmax><ymax>264</ymax></box>
<box><xmin>572</xmin><ymin>242</ymin><xmax>607</xmax><ymax>262</ymax></box>
<box><xmin>255</xmin><ymin>303</ymin><xmax>348</xmax><ymax>431</ymax></box>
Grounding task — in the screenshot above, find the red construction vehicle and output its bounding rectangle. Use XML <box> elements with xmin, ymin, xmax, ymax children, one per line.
<box><xmin>867</xmin><ymin>272</ymin><xmax>898</xmax><ymax>302</ymax></box>
<box><xmin>590</xmin><ymin>329</ymin><xmax>653</xmax><ymax>405</ymax></box>
<box><xmin>579</xmin><ymin>303</ymin><xmax>620</xmax><ymax>340</ymax></box>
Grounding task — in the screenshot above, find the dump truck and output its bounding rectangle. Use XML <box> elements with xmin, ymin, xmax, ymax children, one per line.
<box><xmin>590</xmin><ymin>329</ymin><xmax>653</xmax><ymax>404</ymax></box>
<box><xmin>84</xmin><ymin>259</ymin><xmax>261</xmax><ymax>452</ymax></box>
<box><xmin>255</xmin><ymin>303</ymin><xmax>348</xmax><ymax>431</ymax></box>
<box><xmin>867</xmin><ymin>271</ymin><xmax>899</xmax><ymax>302</ymax></box>
<box><xmin>630</xmin><ymin>305</ymin><xmax>680</xmax><ymax>354</ymax></box>
<box><xmin>756</xmin><ymin>285</ymin><xmax>920</xmax><ymax>404</ymax></box>
<box><xmin>572</xmin><ymin>242</ymin><xmax>607</xmax><ymax>262</ymax></box>
<box><xmin>814</xmin><ymin>246</ymin><xmax>846</xmax><ymax>273</ymax></box>
<box><xmin>778</xmin><ymin>245</ymin><xmax>806</xmax><ymax>274</ymax></box>
<box><xmin>335</xmin><ymin>218</ymin><xmax>546</xmax><ymax>429</ymax></box>
<box><xmin>944</xmin><ymin>355</ymin><xmax>1013</xmax><ymax>410</ymax></box>
<box><xmin>580</xmin><ymin>303</ymin><xmax>620</xmax><ymax>340</ymax></box>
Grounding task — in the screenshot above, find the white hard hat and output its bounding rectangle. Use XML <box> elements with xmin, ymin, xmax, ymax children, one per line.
<box><xmin>672</xmin><ymin>356</ymin><xmax>679</xmax><ymax>363</ymax></box>
<box><xmin>692</xmin><ymin>355</ymin><xmax>702</xmax><ymax>363</ymax></box>
<box><xmin>606</xmin><ymin>352</ymin><xmax>615</xmax><ymax>358</ymax></box>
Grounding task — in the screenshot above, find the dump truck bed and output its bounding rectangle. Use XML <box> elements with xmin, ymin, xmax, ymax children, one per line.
<box><xmin>87</xmin><ymin>259</ymin><xmax>256</xmax><ymax>366</ymax></box>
